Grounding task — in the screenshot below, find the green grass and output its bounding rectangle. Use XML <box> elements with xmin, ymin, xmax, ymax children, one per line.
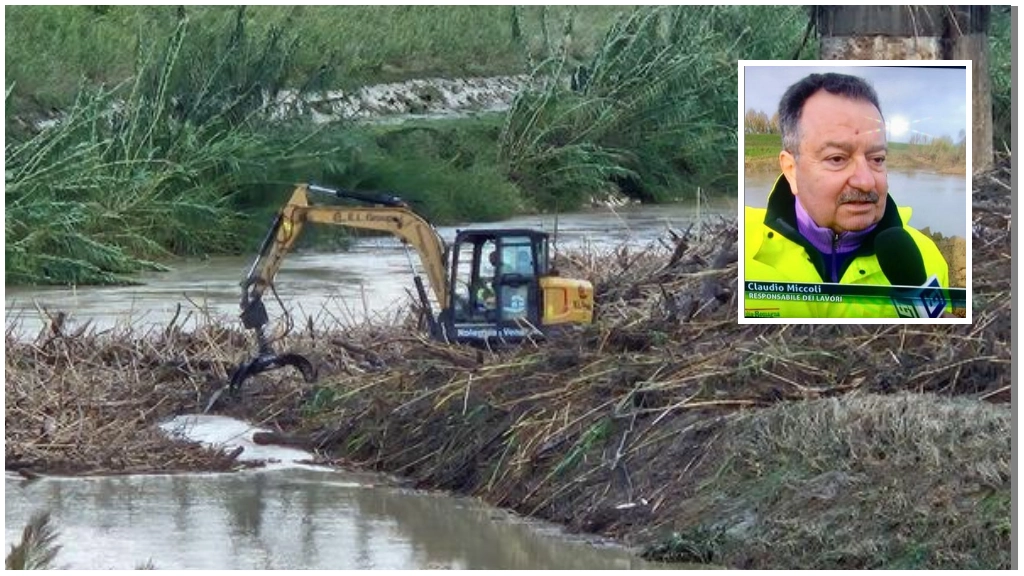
<box><xmin>336</xmin><ymin>115</ymin><xmax>526</xmax><ymax>223</ymax></box>
<box><xmin>744</xmin><ymin>133</ymin><xmax>966</xmax><ymax>173</ymax></box>
<box><xmin>4</xmin><ymin>5</ymin><xmax>1009</xmax><ymax>285</ymax></box>
<box><xmin>500</xmin><ymin>6</ymin><xmax>810</xmax><ymax>209</ymax></box>
<box><xmin>989</xmin><ymin>7</ymin><xmax>1012</xmax><ymax>151</ymax></box>
<box><xmin>2</xmin><ymin>6</ymin><xmax>630</xmax><ymax>286</ymax></box>
<box><xmin>4</xmin><ymin>6</ymin><xmax>136</xmax><ymax>113</ymax></box>
<box><xmin>250</xmin><ymin>114</ymin><xmax>526</xmax><ymax>226</ymax></box>
<box><xmin>743</xmin><ymin>133</ymin><xmax>782</xmax><ymax>162</ymax></box>
<box><xmin>4</xmin><ymin>13</ymin><xmax>348</xmax><ymax>285</ymax></box>
<box><xmin>5</xmin><ymin>6</ymin><xmax>629</xmax><ymax>115</ymax></box>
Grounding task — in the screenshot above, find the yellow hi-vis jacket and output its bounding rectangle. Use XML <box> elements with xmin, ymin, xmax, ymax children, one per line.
<box><xmin>744</xmin><ymin>177</ymin><xmax>949</xmax><ymax>319</ymax></box>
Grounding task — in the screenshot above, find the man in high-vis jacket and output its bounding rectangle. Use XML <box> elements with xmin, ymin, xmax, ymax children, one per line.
<box><xmin>744</xmin><ymin>72</ymin><xmax>949</xmax><ymax>319</ymax></box>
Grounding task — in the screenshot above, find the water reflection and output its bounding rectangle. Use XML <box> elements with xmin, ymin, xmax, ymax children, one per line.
<box><xmin>744</xmin><ymin>170</ymin><xmax>967</xmax><ymax>238</ymax></box>
<box><xmin>4</xmin><ymin>471</ymin><xmax>671</xmax><ymax>569</ymax></box>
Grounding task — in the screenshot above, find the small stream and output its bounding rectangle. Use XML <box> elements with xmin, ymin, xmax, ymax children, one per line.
<box><xmin>5</xmin><ymin>416</ymin><xmax>678</xmax><ymax>570</ymax></box>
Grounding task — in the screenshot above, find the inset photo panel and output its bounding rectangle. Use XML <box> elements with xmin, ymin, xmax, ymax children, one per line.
<box><xmin>737</xmin><ymin>61</ymin><xmax>971</xmax><ymax>324</ymax></box>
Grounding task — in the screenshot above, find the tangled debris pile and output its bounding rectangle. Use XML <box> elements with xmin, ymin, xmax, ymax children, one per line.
<box><xmin>3</xmin><ymin>323</ymin><xmax>268</xmax><ymax>476</ymax></box>
<box><xmin>4</xmin><ymin>158</ymin><xmax>1012</xmax><ymax>568</ymax></box>
<box><xmin>277</xmin><ymin>163</ymin><xmax>1008</xmax><ymax>570</ymax></box>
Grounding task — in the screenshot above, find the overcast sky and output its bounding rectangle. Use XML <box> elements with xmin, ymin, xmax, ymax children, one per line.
<box><xmin>741</xmin><ymin>64</ymin><xmax>969</xmax><ymax>144</ymax></box>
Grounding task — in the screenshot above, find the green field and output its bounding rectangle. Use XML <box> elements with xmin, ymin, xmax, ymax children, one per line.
<box><xmin>744</xmin><ymin>133</ymin><xmax>782</xmax><ymax>160</ymax></box>
<box><xmin>744</xmin><ymin>133</ymin><xmax>966</xmax><ymax>174</ymax></box>
<box><xmin>4</xmin><ymin>6</ymin><xmax>627</xmax><ymax>112</ymax></box>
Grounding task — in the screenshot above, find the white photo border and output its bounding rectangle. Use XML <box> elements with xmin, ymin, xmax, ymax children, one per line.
<box><xmin>736</xmin><ymin>59</ymin><xmax>973</xmax><ymax>325</ymax></box>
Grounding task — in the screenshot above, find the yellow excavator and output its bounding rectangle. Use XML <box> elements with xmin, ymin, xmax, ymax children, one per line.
<box><xmin>228</xmin><ymin>183</ymin><xmax>594</xmax><ymax>390</ymax></box>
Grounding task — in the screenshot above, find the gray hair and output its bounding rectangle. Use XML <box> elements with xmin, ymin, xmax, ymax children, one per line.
<box><xmin>778</xmin><ymin>73</ymin><xmax>883</xmax><ymax>155</ymax></box>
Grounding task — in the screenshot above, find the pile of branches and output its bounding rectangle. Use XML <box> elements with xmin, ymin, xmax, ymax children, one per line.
<box><xmin>287</xmin><ymin>157</ymin><xmax>1011</xmax><ymax>529</ymax></box>
<box><xmin>3</xmin><ymin>321</ymin><xmax>274</xmax><ymax>476</ymax></box>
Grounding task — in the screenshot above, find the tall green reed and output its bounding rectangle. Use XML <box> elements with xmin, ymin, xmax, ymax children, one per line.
<box><xmin>5</xmin><ymin>9</ymin><xmax>343</xmax><ymax>286</ymax></box>
<box><xmin>337</xmin><ymin>118</ymin><xmax>525</xmax><ymax>223</ymax></box>
<box><xmin>989</xmin><ymin>7</ymin><xmax>1012</xmax><ymax>152</ymax></box>
<box><xmin>498</xmin><ymin>6</ymin><xmax>810</xmax><ymax>209</ymax></box>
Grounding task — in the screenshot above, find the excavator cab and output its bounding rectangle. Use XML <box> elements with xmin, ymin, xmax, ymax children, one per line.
<box><xmin>441</xmin><ymin>229</ymin><xmax>594</xmax><ymax>345</ymax></box>
<box><xmin>445</xmin><ymin>230</ymin><xmax>548</xmax><ymax>342</ymax></box>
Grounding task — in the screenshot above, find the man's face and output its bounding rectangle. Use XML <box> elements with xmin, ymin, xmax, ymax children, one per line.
<box><xmin>780</xmin><ymin>90</ymin><xmax>888</xmax><ymax>233</ymax></box>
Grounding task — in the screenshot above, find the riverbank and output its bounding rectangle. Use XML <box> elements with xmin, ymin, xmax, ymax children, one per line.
<box><xmin>9</xmin><ymin>6</ymin><xmax>818</xmax><ymax>287</ymax></box>
<box><xmin>4</xmin><ymin>160</ymin><xmax>1012</xmax><ymax>569</ymax></box>
<box><xmin>744</xmin><ymin>134</ymin><xmax>967</xmax><ymax>175</ymax></box>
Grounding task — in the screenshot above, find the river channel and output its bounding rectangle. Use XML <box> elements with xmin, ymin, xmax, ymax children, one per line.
<box><xmin>5</xmin><ymin>201</ymin><xmax>733</xmax><ymax>340</ymax></box>
<box><xmin>5</xmin><ymin>202</ymin><xmax>727</xmax><ymax>570</ymax></box>
<box><xmin>5</xmin><ymin>415</ymin><xmax>682</xmax><ymax>569</ymax></box>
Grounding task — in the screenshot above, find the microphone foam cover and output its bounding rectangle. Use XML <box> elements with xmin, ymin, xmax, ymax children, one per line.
<box><xmin>874</xmin><ymin>228</ymin><xmax>927</xmax><ymax>287</ymax></box>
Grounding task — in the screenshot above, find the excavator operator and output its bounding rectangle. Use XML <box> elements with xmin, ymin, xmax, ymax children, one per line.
<box><xmin>474</xmin><ymin>250</ymin><xmax>500</xmax><ymax>311</ymax></box>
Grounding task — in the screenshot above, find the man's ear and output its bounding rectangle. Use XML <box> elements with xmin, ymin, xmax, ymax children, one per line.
<box><xmin>780</xmin><ymin>150</ymin><xmax>798</xmax><ymax>195</ymax></box>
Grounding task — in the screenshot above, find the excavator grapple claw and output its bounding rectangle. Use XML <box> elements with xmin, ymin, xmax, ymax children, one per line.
<box><xmin>228</xmin><ymin>352</ymin><xmax>318</xmax><ymax>391</ymax></box>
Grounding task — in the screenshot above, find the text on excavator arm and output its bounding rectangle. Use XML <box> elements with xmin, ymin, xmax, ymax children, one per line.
<box><xmin>240</xmin><ymin>183</ymin><xmax>450</xmax><ymax>327</ymax></box>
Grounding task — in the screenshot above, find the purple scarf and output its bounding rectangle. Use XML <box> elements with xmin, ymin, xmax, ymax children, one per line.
<box><xmin>795</xmin><ymin>200</ymin><xmax>878</xmax><ymax>282</ymax></box>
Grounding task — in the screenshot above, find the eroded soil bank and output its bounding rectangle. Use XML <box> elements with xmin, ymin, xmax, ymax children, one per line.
<box><xmin>5</xmin><ymin>160</ymin><xmax>1012</xmax><ymax>569</ymax></box>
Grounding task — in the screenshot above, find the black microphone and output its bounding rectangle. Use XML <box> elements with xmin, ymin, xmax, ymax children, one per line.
<box><xmin>874</xmin><ymin>228</ymin><xmax>946</xmax><ymax>318</ymax></box>
<box><xmin>875</xmin><ymin>228</ymin><xmax>927</xmax><ymax>286</ymax></box>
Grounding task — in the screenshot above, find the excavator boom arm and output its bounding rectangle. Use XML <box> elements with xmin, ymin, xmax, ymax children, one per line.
<box><xmin>241</xmin><ymin>184</ymin><xmax>449</xmax><ymax>324</ymax></box>
<box><xmin>301</xmin><ymin>207</ymin><xmax>449</xmax><ymax>308</ymax></box>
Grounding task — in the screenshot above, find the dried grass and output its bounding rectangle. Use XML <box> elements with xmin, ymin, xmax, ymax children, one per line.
<box><xmin>672</xmin><ymin>392</ymin><xmax>1012</xmax><ymax>569</ymax></box>
<box><xmin>4</xmin><ymin>321</ymin><xmax>265</xmax><ymax>475</ymax></box>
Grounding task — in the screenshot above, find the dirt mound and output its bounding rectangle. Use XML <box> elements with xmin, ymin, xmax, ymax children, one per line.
<box><xmin>934</xmin><ymin>234</ymin><xmax>968</xmax><ymax>287</ymax></box>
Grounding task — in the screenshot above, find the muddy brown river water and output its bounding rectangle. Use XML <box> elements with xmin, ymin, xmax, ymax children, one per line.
<box><xmin>5</xmin><ymin>202</ymin><xmax>733</xmax><ymax>339</ymax></box>
<box><xmin>5</xmin><ymin>416</ymin><xmax>683</xmax><ymax>570</ymax></box>
<box><xmin>5</xmin><ymin>203</ymin><xmax>726</xmax><ymax>569</ymax></box>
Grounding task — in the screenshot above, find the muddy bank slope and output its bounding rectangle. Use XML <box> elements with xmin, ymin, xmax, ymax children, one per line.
<box><xmin>5</xmin><ymin>159</ymin><xmax>1012</xmax><ymax>569</ymax></box>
